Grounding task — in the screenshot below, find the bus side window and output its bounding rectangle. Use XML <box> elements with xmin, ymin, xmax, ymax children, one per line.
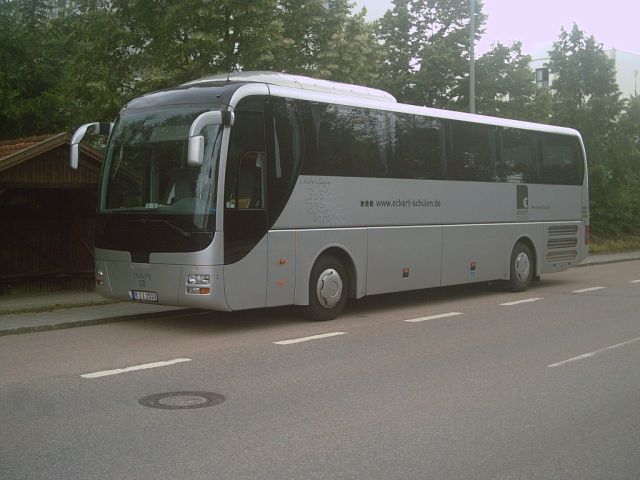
<box><xmin>540</xmin><ymin>134</ymin><xmax>583</xmax><ymax>185</ymax></box>
<box><xmin>317</xmin><ymin>104</ymin><xmax>357</xmax><ymax>176</ymax></box>
<box><xmin>307</xmin><ymin>103</ymin><xmax>391</xmax><ymax>178</ymax></box>
<box><xmin>450</xmin><ymin>120</ymin><xmax>496</xmax><ymax>182</ymax></box>
<box><xmin>267</xmin><ymin>98</ymin><xmax>304</xmax><ymax>223</ymax></box>
<box><xmin>236</xmin><ymin>151</ymin><xmax>265</xmax><ymax>208</ymax></box>
<box><xmin>225</xmin><ymin>109</ymin><xmax>266</xmax><ymax>209</ymax></box>
<box><xmin>394</xmin><ymin>113</ymin><xmax>443</xmax><ymax>180</ymax></box>
<box><xmin>499</xmin><ymin>128</ymin><xmax>538</xmax><ymax>183</ymax></box>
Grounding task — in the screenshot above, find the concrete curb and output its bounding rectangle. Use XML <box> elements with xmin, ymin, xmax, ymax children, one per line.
<box><xmin>0</xmin><ymin>308</ymin><xmax>201</xmax><ymax>337</ymax></box>
<box><xmin>578</xmin><ymin>251</ymin><xmax>640</xmax><ymax>267</ymax></box>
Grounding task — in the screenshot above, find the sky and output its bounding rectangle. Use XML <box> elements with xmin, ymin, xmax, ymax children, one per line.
<box><xmin>355</xmin><ymin>0</ymin><xmax>640</xmax><ymax>58</ymax></box>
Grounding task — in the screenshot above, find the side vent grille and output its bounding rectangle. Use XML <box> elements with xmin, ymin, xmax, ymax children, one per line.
<box><xmin>548</xmin><ymin>225</ymin><xmax>578</xmax><ymax>236</ymax></box>
<box><xmin>547</xmin><ymin>251</ymin><xmax>578</xmax><ymax>261</ymax></box>
<box><xmin>546</xmin><ymin>224</ymin><xmax>578</xmax><ymax>262</ymax></box>
<box><xmin>547</xmin><ymin>238</ymin><xmax>578</xmax><ymax>249</ymax></box>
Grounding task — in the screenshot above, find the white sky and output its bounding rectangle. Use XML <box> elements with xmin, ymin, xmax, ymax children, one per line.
<box><xmin>355</xmin><ymin>0</ymin><xmax>640</xmax><ymax>57</ymax></box>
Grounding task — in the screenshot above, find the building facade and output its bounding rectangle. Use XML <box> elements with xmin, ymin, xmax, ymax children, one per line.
<box><xmin>530</xmin><ymin>48</ymin><xmax>640</xmax><ymax>98</ymax></box>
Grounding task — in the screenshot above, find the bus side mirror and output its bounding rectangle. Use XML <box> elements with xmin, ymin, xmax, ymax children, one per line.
<box><xmin>187</xmin><ymin>111</ymin><xmax>234</xmax><ymax>167</ymax></box>
<box><xmin>188</xmin><ymin>136</ymin><xmax>205</xmax><ymax>167</ymax></box>
<box><xmin>70</xmin><ymin>122</ymin><xmax>113</xmax><ymax>169</ymax></box>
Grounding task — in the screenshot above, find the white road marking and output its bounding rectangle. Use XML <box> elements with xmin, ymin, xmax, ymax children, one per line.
<box><xmin>499</xmin><ymin>297</ymin><xmax>542</xmax><ymax>306</ymax></box>
<box><xmin>629</xmin><ymin>279</ymin><xmax>640</xmax><ymax>283</ymax></box>
<box><xmin>548</xmin><ymin>336</ymin><xmax>640</xmax><ymax>368</ymax></box>
<box><xmin>274</xmin><ymin>331</ymin><xmax>347</xmax><ymax>345</ymax></box>
<box><xmin>404</xmin><ymin>312</ymin><xmax>463</xmax><ymax>323</ymax></box>
<box><xmin>572</xmin><ymin>286</ymin><xmax>606</xmax><ymax>293</ymax></box>
<box><xmin>81</xmin><ymin>358</ymin><xmax>192</xmax><ymax>379</ymax></box>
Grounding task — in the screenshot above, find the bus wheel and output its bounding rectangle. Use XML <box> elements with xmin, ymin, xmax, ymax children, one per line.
<box><xmin>507</xmin><ymin>242</ymin><xmax>533</xmax><ymax>292</ymax></box>
<box><xmin>306</xmin><ymin>254</ymin><xmax>348</xmax><ymax>321</ymax></box>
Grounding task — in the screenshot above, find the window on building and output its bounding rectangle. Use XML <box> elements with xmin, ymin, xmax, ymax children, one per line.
<box><xmin>535</xmin><ymin>67</ymin><xmax>549</xmax><ymax>88</ymax></box>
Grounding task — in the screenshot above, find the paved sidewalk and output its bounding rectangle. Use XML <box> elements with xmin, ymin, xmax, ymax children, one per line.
<box><xmin>0</xmin><ymin>291</ymin><xmax>188</xmax><ymax>337</ymax></box>
<box><xmin>1</xmin><ymin>250</ymin><xmax>639</xmax><ymax>336</ymax></box>
<box><xmin>578</xmin><ymin>249</ymin><xmax>640</xmax><ymax>266</ymax></box>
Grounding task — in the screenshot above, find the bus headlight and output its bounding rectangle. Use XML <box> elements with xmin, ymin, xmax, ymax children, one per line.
<box><xmin>187</xmin><ymin>274</ymin><xmax>210</xmax><ymax>285</ymax></box>
<box><xmin>95</xmin><ymin>268</ymin><xmax>105</xmax><ymax>286</ymax></box>
<box><xmin>186</xmin><ymin>274</ymin><xmax>211</xmax><ymax>295</ymax></box>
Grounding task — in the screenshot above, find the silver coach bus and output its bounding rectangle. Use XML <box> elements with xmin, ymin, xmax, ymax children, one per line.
<box><xmin>71</xmin><ymin>72</ymin><xmax>589</xmax><ymax>320</ymax></box>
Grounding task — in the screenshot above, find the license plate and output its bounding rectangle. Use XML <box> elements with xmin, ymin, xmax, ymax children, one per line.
<box><xmin>130</xmin><ymin>290</ymin><xmax>158</xmax><ymax>302</ymax></box>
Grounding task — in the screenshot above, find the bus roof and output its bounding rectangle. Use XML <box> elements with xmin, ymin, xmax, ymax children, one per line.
<box><xmin>183</xmin><ymin>71</ymin><xmax>580</xmax><ymax>139</ymax></box>
<box><xmin>183</xmin><ymin>71</ymin><xmax>397</xmax><ymax>104</ymax></box>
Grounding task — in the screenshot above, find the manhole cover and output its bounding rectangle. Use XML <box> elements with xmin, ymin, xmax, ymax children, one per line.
<box><xmin>138</xmin><ymin>391</ymin><xmax>225</xmax><ymax>410</ymax></box>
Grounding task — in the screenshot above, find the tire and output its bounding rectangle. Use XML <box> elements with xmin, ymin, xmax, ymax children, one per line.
<box><xmin>506</xmin><ymin>242</ymin><xmax>534</xmax><ymax>292</ymax></box>
<box><xmin>305</xmin><ymin>254</ymin><xmax>348</xmax><ymax>321</ymax></box>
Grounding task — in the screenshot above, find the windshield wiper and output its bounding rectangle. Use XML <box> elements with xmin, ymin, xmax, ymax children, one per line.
<box><xmin>128</xmin><ymin>218</ymin><xmax>191</xmax><ymax>237</ymax></box>
<box><xmin>112</xmin><ymin>207</ymin><xmax>149</xmax><ymax>213</ymax></box>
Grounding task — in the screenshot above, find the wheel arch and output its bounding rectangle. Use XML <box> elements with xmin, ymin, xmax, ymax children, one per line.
<box><xmin>512</xmin><ymin>235</ymin><xmax>539</xmax><ymax>278</ymax></box>
<box><xmin>296</xmin><ymin>244</ymin><xmax>359</xmax><ymax>306</ymax></box>
<box><xmin>314</xmin><ymin>246</ymin><xmax>357</xmax><ymax>300</ymax></box>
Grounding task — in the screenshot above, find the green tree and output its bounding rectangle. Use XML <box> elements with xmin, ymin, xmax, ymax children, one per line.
<box><xmin>548</xmin><ymin>24</ymin><xmax>624</xmax><ymax>234</ymax></box>
<box><xmin>374</xmin><ymin>0</ymin><xmax>413</xmax><ymax>100</ymax></box>
<box><xmin>0</xmin><ymin>0</ymin><xmax>384</xmax><ymax>139</ymax></box>
<box><xmin>112</xmin><ymin>0</ymin><xmax>284</xmax><ymax>90</ymax></box>
<box><xmin>376</xmin><ymin>0</ymin><xmax>485</xmax><ymax>108</ymax></box>
<box><xmin>273</xmin><ymin>0</ymin><xmax>379</xmax><ymax>84</ymax></box>
<box><xmin>0</xmin><ymin>0</ymin><xmax>70</xmax><ymax>138</ymax></box>
<box><xmin>54</xmin><ymin>3</ymin><xmax>137</xmax><ymax>125</ymax></box>
<box><xmin>592</xmin><ymin>95</ymin><xmax>640</xmax><ymax>234</ymax></box>
<box><xmin>315</xmin><ymin>7</ymin><xmax>381</xmax><ymax>84</ymax></box>
<box><xmin>526</xmin><ymin>87</ymin><xmax>554</xmax><ymax>124</ymax></box>
<box><xmin>456</xmin><ymin>41</ymin><xmax>536</xmax><ymax>119</ymax></box>
<box><xmin>16</xmin><ymin>0</ymin><xmax>52</xmax><ymax>31</ymax></box>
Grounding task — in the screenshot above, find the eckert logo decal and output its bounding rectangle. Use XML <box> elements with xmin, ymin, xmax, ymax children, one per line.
<box><xmin>305</xmin><ymin>178</ymin><xmax>331</xmax><ymax>224</ymax></box>
<box><xmin>360</xmin><ymin>198</ymin><xmax>442</xmax><ymax>208</ymax></box>
<box><xmin>516</xmin><ymin>185</ymin><xmax>528</xmax><ymax>217</ymax></box>
<box><xmin>303</xmin><ymin>177</ymin><xmax>352</xmax><ymax>225</ymax></box>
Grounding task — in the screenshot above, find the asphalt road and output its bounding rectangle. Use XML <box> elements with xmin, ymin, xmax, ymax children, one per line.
<box><xmin>1</xmin><ymin>261</ymin><xmax>640</xmax><ymax>480</ymax></box>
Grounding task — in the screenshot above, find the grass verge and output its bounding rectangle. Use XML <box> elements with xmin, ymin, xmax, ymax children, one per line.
<box><xmin>0</xmin><ymin>299</ymin><xmax>120</xmax><ymax>316</ymax></box>
<box><xmin>589</xmin><ymin>233</ymin><xmax>640</xmax><ymax>254</ymax></box>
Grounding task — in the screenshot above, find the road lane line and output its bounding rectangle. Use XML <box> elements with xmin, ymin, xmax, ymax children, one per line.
<box><xmin>500</xmin><ymin>297</ymin><xmax>542</xmax><ymax>306</ymax></box>
<box><xmin>404</xmin><ymin>312</ymin><xmax>463</xmax><ymax>323</ymax></box>
<box><xmin>630</xmin><ymin>280</ymin><xmax>640</xmax><ymax>283</ymax></box>
<box><xmin>572</xmin><ymin>286</ymin><xmax>606</xmax><ymax>293</ymax></box>
<box><xmin>274</xmin><ymin>332</ymin><xmax>347</xmax><ymax>345</ymax></box>
<box><xmin>81</xmin><ymin>358</ymin><xmax>192</xmax><ymax>379</ymax></box>
<box><xmin>548</xmin><ymin>336</ymin><xmax>640</xmax><ymax>368</ymax></box>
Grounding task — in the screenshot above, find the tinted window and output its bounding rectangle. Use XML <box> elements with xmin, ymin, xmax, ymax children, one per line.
<box><xmin>225</xmin><ymin>100</ymin><xmax>266</xmax><ymax>209</ymax></box>
<box><xmin>450</xmin><ymin>121</ymin><xmax>496</xmax><ymax>182</ymax></box>
<box><xmin>305</xmin><ymin>104</ymin><xmax>391</xmax><ymax>177</ymax></box>
<box><xmin>267</xmin><ymin>98</ymin><xmax>304</xmax><ymax>223</ymax></box>
<box><xmin>499</xmin><ymin>128</ymin><xmax>538</xmax><ymax>183</ymax></box>
<box><xmin>271</xmin><ymin>98</ymin><xmax>303</xmax><ymax>189</ymax></box>
<box><xmin>394</xmin><ymin>113</ymin><xmax>443</xmax><ymax>179</ymax></box>
<box><xmin>540</xmin><ymin>134</ymin><xmax>583</xmax><ymax>185</ymax></box>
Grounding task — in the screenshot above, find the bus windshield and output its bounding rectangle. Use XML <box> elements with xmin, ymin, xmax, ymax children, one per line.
<box><xmin>100</xmin><ymin>105</ymin><xmax>223</xmax><ymax>231</ymax></box>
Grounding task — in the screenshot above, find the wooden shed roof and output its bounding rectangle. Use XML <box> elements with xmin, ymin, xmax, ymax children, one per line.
<box><xmin>0</xmin><ymin>132</ymin><xmax>104</xmax><ymax>187</ymax></box>
<box><xmin>0</xmin><ymin>132</ymin><xmax>103</xmax><ymax>174</ymax></box>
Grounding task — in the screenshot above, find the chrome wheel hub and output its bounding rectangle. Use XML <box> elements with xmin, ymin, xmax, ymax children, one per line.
<box><xmin>514</xmin><ymin>252</ymin><xmax>531</xmax><ymax>282</ymax></box>
<box><xmin>316</xmin><ymin>268</ymin><xmax>343</xmax><ymax>309</ymax></box>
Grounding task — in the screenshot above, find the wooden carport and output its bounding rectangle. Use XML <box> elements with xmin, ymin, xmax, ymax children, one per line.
<box><xmin>0</xmin><ymin>133</ymin><xmax>103</xmax><ymax>295</ymax></box>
